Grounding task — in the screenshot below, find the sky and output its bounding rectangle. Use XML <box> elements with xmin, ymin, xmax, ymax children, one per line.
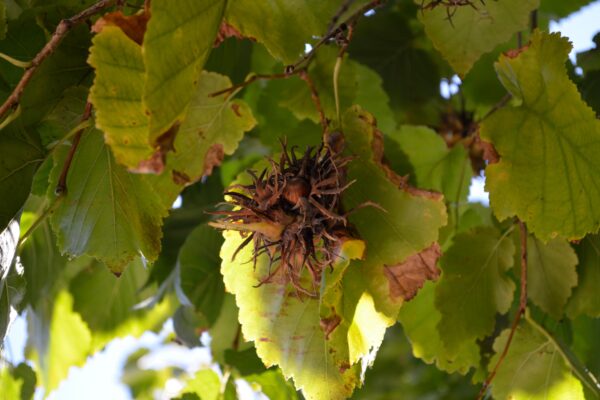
<box><xmin>4</xmin><ymin>1</ymin><xmax>600</xmax><ymax>399</ymax></box>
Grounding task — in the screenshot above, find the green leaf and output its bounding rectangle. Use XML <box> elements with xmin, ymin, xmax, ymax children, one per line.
<box><xmin>88</xmin><ymin>26</ymin><xmax>152</xmax><ymax>168</ymax></box>
<box><xmin>398</xmin><ymin>281</ymin><xmax>479</xmax><ymax>374</ymax></box>
<box><xmin>143</xmin><ymin>0</ymin><xmax>226</xmax><ymax>142</ymax></box>
<box><xmin>225</xmin><ymin>0</ymin><xmax>340</xmax><ymax>64</ymax></box>
<box><xmin>353</xmin><ymin>63</ymin><xmax>396</xmax><ymax>134</ymax></box>
<box><xmin>481</xmin><ymin>31</ymin><xmax>600</xmax><ymax>241</ymax></box>
<box><xmin>567</xmin><ymin>234</ymin><xmax>600</xmax><ymax>318</ymax></box>
<box><xmin>20</xmin><ymin>216</ymin><xmax>68</xmax><ymax>309</ymax></box>
<box><xmin>387</xmin><ymin>125</ymin><xmax>471</xmax><ymax>203</ymax></box>
<box><xmin>245</xmin><ymin>369</ymin><xmax>298</xmax><ymax>400</ymax></box>
<box><xmin>418</xmin><ymin>0</ymin><xmax>539</xmax><ymax>75</ymax></box>
<box><xmin>0</xmin><ymin>130</ymin><xmax>44</xmax><ymax>232</ymax></box>
<box><xmin>435</xmin><ymin>227</ymin><xmax>515</xmax><ymax>354</ymax></box>
<box><xmin>0</xmin><ymin>2</ymin><xmax>7</xmax><ymax>41</ymax></box>
<box><xmin>69</xmin><ymin>258</ymin><xmax>152</xmax><ymax>332</ymax></box>
<box><xmin>38</xmin><ymin>86</ymin><xmax>89</xmax><ymax>147</ymax></box>
<box><xmin>526</xmin><ymin>236</ymin><xmax>578</xmax><ymax>319</ymax></box>
<box><xmin>180</xmin><ymin>369</ymin><xmax>221</xmax><ymax>400</ymax></box>
<box><xmin>43</xmin><ymin>291</ymin><xmax>92</xmax><ymax>393</ymax></box>
<box><xmin>137</xmin><ymin>70</ymin><xmax>256</xmax><ymax>207</ymax></box>
<box><xmin>12</xmin><ymin>362</ymin><xmax>37</xmax><ymax>400</ymax></box>
<box><xmin>0</xmin><ymin>366</ymin><xmax>23</xmax><ymax>400</ymax></box>
<box><xmin>342</xmin><ymin>106</ymin><xmax>448</xmax><ymax>318</ymax></box>
<box><xmin>349</xmin><ymin>9</ymin><xmax>441</xmax><ymax>110</ymax></box>
<box><xmin>221</xmin><ymin>230</ymin><xmax>367</xmax><ymax>400</ymax></box>
<box><xmin>276</xmin><ymin>46</ymin><xmax>357</xmax><ymax>124</ymax></box>
<box><xmin>49</xmin><ymin>129</ymin><xmax>167</xmax><ymax>273</ymax></box>
<box><xmin>539</xmin><ymin>0</ymin><xmax>595</xmax><ymax>18</ymax></box>
<box><xmin>177</xmin><ymin>224</ymin><xmax>225</xmax><ymax>325</ymax></box>
<box><xmin>159</xmin><ymin>71</ymin><xmax>256</xmax><ymax>195</ymax></box>
<box><xmin>489</xmin><ymin>321</ymin><xmax>584</xmax><ymax>400</ymax></box>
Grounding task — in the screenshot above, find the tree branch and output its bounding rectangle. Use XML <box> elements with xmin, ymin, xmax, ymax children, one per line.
<box><xmin>0</xmin><ymin>0</ymin><xmax>115</xmax><ymax>121</ymax></box>
<box><xmin>477</xmin><ymin>220</ymin><xmax>528</xmax><ymax>399</ymax></box>
<box><xmin>286</xmin><ymin>0</ymin><xmax>385</xmax><ymax>73</ymax></box>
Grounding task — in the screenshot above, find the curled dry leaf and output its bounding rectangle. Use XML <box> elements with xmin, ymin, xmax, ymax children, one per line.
<box><xmin>384</xmin><ymin>242</ymin><xmax>441</xmax><ymax>301</ymax></box>
<box><xmin>92</xmin><ymin>11</ymin><xmax>150</xmax><ymax>45</ymax></box>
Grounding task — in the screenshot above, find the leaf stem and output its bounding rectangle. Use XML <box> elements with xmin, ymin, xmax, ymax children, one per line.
<box><xmin>299</xmin><ymin>70</ymin><xmax>328</xmax><ymax>134</ymax></box>
<box><xmin>0</xmin><ymin>53</ymin><xmax>31</xmax><ymax>69</ymax></box>
<box><xmin>55</xmin><ymin>102</ymin><xmax>93</xmax><ymax>196</ymax></box>
<box><xmin>477</xmin><ymin>220</ymin><xmax>528</xmax><ymax>399</ymax></box>
<box><xmin>525</xmin><ymin>314</ymin><xmax>600</xmax><ymax>397</ymax></box>
<box><xmin>0</xmin><ymin>0</ymin><xmax>115</xmax><ymax>121</ymax></box>
<box><xmin>17</xmin><ymin>198</ymin><xmax>63</xmax><ymax>251</ymax></box>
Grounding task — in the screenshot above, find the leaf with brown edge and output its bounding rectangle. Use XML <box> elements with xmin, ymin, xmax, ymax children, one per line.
<box><xmin>213</xmin><ymin>21</ymin><xmax>251</xmax><ymax>47</ymax></box>
<box><xmin>384</xmin><ymin>243</ymin><xmax>441</xmax><ymax>301</ymax></box>
<box><xmin>92</xmin><ymin>11</ymin><xmax>150</xmax><ymax>45</ymax></box>
<box><xmin>202</xmin><ymin>143</ymin><xmax>224</xmax><ymax>177</ymax></box>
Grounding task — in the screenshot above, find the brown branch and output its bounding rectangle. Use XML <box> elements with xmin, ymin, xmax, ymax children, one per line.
<box><xmin>299</xmin><ymin>70</ymin><xmax>328</xmax><ymax>134</ymax></box>
<box><xmin>0</xmin><ymin>0</ymin><xmax>115</xmax><ymax>121</ymax></box>
<box><xmin>478</xmin><ymin>93</ymin><xmax>511</xmax><ymax>123</ymax></box>
<box><xmin>55</xmin><ymin>102</ymin><xmax>93</xmax><ymax>196</ymax></box>
<box><xmin>209</xmin><ymin>72</ymin><xmax>296</xmax><ymax>98</ymax></box>
<box><xmin>477</xmin><ymin>220</ymin><xmax>528</xmax><ymax>399</ymax></box>
<box><xmin>286</xmin><ymin>0</ymin><xmax>385</xmax><ymax>73</ymax></box>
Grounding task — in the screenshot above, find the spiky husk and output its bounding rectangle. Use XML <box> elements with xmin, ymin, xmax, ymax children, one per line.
<box><xmin>210</xmin><ymin>141</ymin><xmax>355</xmax><ymax>297</ymax></box>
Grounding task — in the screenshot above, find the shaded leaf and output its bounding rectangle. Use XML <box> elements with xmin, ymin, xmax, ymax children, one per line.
<box><xmin>387</xmin><ymin>125</ymin><xmax>471</xmax><ymax>203</ymax></box>
<box><xmin>418</xmin><ymin>0</ymin><xmax>539</xmax><ymax>75</ymax></box>
<box><xmin>398</xmin><ymin>281</ymin><xmax>479</xmax><ymax>374</ymax></box>
<box><xmin>567</xmin><ymin>234</ymin><xmax>600</xmax><ymax>318</ymax></box>
<box><xmin>225</xmin><ymin>0</ymin><xmax>340</xmax><ymax>64</ymax></box>
<box><xmin>349</xmin><ymin>9</ymin><xmax>441</xmax><ymax>110</ymax></box>
<box><xmin>49</xmin><ymin>129</ymin><xmax>167</xmax><ymax>273</ymax></box>
<box><xmin>435</xmin><ymin>227</ymin><xmax>515</xmax><ymax>354</ymax></box>
<box><xmin>143</xmin><ymin>0</ymin><xmax>226</xmax><ymax>142</ymax></box>
<box><xmin>0</xmin><ymin>131</ymin><xmax>44</xmax><ymax>232</ymax></box>
<box><xmin>526</xmin><ymin>236</ymin><xmax>578</xmax><ymax>319</ymax></box>
<box><xmin>177</xmin><ymin>224</ymin><xmax>225</xmax><ymax>325</ymax></box>
<box><xmin>490</xmin><ymin>321</ymin><xmax>585</xmax><ymax>400</ymax></box>
<box><xmin>12</xmin><ymin>362</ymin><xmax>37</xmax><ymax>400</ymax></box>
<box><xmin>69</xmin><ymin>258</ymin><xmax>152</xmax><ymax>332</ymax></box>
<box><xmin>481</xmin><ymin>31</ymin><xmax>600</xmax><ymax>241</ymax></box>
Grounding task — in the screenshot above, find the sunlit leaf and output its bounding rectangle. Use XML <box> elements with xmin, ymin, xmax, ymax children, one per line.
<box><xmin>89</xmin><ymin>26</ymin><xmax>152</xmax><ymax>168</ymax></box>
<box><xmin>0</xmin><ymin>366</ymin><xmax>22</xmax><ymax>400</ymax></box>
<box><xmin>490</xmin><ymin>321</ymin><xmax>585</xmax><ymax>400</ymax></box>
<box><xmin>481</xmin><ymin>31</ymin><xmax>600</xmax><ymax>241</ymax></box>
<box><xmin>143</xmin><ymin>0</ymin><xmax>226</xmax><ymax>142</ymax></box>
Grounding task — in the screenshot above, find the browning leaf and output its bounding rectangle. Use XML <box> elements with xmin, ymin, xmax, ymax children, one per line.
<box><xmin>384</xmin><ymin>242</ymin><xmax>441</xmax><ymax>301</ymax></box>
<box><xmin>213</xmin><ymin>21</ymin><xmax>252</xmax><ymax>47</ymax></box>
<box><xmin>202</xmin><ymin>143</ymin><xmax>224</xmax><ymax>176</ymax></box>
<box><xmin>92</xmin><ymin>11</ymin><xmax>150</xmax><ymax>45</ymax></box>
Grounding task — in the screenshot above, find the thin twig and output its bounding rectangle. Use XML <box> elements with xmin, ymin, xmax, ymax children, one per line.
<box><xmin>299</xmin><ymin>70</ymin><xmax>328</xmax><ymax>134</ymax></box>
<box><xmin>208</xmin><ymin>72</ymin><xmax>295</xmax><ymax>98</ymax></box>
<box><xmin>478</xmin><ymin>221</ymin><xmax>528</xmax><ymax>399</ymax></box>
<box><xmin>530</xmin><ymin>9</ymin><xmax>538</xmax><ymax>32</ymax></box>
<box><xmin>287</xmin><ymin>0</ymin><xmax>385</xmax><ymax>73</ymax></box>
<box><xmin>0</xmin><ymin>0</ymin><xmax>115</xmax><ymax>121</ymax></box>
<box><xmin>55</xmin><ymin>102</ymin><xmax>93</xmax><ymax>195</ymax></box>
<box><xmin>478</xmin><ymin>93</ymin><xmax>511</xmax><ymax>123</ymax></box>
<box><xmin>333</xmin><ymin>22</ymin><xmax>356</xmax><ymax>125</ymax></box>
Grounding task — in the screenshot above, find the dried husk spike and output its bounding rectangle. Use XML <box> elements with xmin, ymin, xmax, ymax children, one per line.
<box><xmin>210</xmin><ymin>139</ymin><xmax>357</xmax><ymax>296</ymax></box>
